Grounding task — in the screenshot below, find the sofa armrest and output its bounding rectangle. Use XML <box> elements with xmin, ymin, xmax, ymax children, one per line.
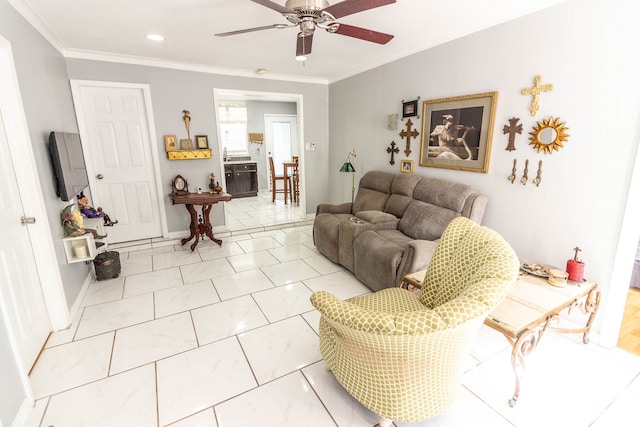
<box><xmin>316</xmin><ymin>202</ymin><xmax>353</xmax><ymax>215</ymax></box>
<box><xmin>355</xmin><ymin>210</ymin><xmax>399</xmax><ymax>225</ymax></box>
<box><xmin>396</xmin><ymin>239</ymin><xmax>439</xmax><ymax>285</ymax></box>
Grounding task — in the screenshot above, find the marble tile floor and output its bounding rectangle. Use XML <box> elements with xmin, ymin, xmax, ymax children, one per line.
<box><xmin>24</xmin><ymin>225</ymin><xmax>640</xmax><ymax>426</ymax></box>
<box><xmin>222</xmin><ymin>190</ymin><xmax>308</xmax><ymax>232</ymax></box>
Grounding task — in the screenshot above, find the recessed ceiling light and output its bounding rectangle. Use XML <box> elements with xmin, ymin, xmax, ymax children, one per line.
<box><xmin>146</xmin><ymin>34</ymin><xmax>164</xmax><ymax>41</ymax></box>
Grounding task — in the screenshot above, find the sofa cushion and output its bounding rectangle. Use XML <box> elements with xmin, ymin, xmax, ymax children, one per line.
<box><xmin>355</xmin><ymin>210</ymin><xmax>397</xmax><ymax>224</ymax></box>
<box><xmin>384</xmin><ymin>174</ymin><xmax>422</xmax><ymax>217</ymax></box>
<box><xmin>413</xmin><ymin>177</ymin><xmax>475</xmax><ymax>212</ymax></box>
<box><xmin>313</xmin><ymin>213</ymin><xmax>352</xmax><ymax>263</ymax></box>
<box><xmin>352</xmin><ymin>171</ymin><xmax>395</xmax><ymax>214</ymax></box>
<box><xmin>398</xmin><ymin>200</ymin><xmax>459</xmax><ymax>241</ymax></box>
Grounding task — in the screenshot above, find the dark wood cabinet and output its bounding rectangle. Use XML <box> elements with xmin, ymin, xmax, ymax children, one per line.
<box><xmin>224</xmin><ymin>162</ymin><xmax>258</xmax><ymax>198</ymax></box>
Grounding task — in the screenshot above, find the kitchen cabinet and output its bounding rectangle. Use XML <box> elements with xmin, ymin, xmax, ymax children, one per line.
<box><xmin>224</xmin><ymin>162</ymin><xmax>258</xmax><ymax>198</ymax></box>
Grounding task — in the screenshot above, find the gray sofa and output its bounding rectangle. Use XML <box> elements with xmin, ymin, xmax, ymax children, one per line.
<box><xmin>313</xmin><ymin>171</ymin><xmax>487</xmax><ymax>291</ymax></box>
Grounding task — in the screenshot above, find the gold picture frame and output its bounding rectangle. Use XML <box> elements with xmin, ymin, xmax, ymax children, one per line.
<box><xmin>195</xmin><ymin>135</ymin><xmax>209</xmax><ymax>149</ymax></box>
<box><xmin>419</xmin><ymin>92</ymin><xmax>498</xmax><ymax>173</ymax></box>
<box><xmin>400</xmin><ymin>159</ymin><xmax>414</xmax><ymax>173</ymax></box>
<box><xmin>164</xmin><ymin>135</ymin><xmax>178</xmax><ymax>152</ymax></box>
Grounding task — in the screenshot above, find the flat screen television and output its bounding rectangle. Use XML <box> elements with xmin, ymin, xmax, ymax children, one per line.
<box><xmin>48</xmin><ymin>131</ymin><xmax>90</xmax><ymax>201</ymax></box>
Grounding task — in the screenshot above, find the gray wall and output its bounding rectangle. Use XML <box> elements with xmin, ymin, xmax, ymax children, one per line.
<box><xmin>327</xmin><ymin>0</ymin><xmax>640</xmax><ymax>334</ymax></box>
<box><xmin>0</xmin><ymin>0</ymin><xmax>90</xmax><ymax>423</ymax></box>
<box><xmin>0</xmin><ymin>1</ymin><xmax>90</xmax><ymax>309</ymax></box>
<box><xmin>65</xmin><ymin>60</ymin><xmax>329</xmax><ymax>232</ymax></box>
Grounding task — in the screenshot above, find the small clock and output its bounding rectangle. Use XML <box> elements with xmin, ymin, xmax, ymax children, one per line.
<box><xmin>172</xmin><ymin>175</ymin><xmax>189</xmax><ymax>195</ymax></box>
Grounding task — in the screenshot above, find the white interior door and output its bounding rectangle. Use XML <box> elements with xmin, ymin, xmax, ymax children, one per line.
<box><xmin>0</xmin><ymin>111</ymin><xmax>51</xmax><ymax>373</ymax></box>
<box><xmin>265</xmin><ymin>114</ymin><xmax>296</xmax><ymax>190</ymax></box>
<box><xmin>73</xmin><ymin>83</ymin><xmax>162</xmax><ymax>243</ymax></box>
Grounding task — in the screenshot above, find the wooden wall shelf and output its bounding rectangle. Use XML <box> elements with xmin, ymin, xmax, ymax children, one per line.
<box><xmin>167</xmin><ymin>149</ymin><xmax>212</xmax><ymax>160</ymax></box>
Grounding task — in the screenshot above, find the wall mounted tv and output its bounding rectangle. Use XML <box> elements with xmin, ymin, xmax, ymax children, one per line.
<box><xmin>48</xmin><ymin>131</ymin><xmax>90</xmax><ymax>202</ymax></box>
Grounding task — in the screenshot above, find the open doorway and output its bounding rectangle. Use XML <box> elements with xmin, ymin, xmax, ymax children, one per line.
<box><xmin>617</xmin><ymin>241</ymin><xmax>640</xmax><ymax>355</ymax></box>
<box><xmin>212</xmin><ymin>89</ymin><xmax>306</xmax><ymax>229</ymax></box>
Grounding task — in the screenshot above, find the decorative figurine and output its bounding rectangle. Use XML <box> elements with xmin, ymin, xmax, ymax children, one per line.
<box><xmin>77</xmin><ymin>192</ymin><xmax>118</xmax><ymax>226</ymax></box>
<box><xmin>61</xmin><ymin>204</ymin><xmax>107</xmax><ymax>238</ymax></box>
<box><xmin>209</xmin><ymin>172</ymin><xmax>216</xmax><ymax>193</ymax></box>
<box><xmin>183</xmin><ymin>110</ymin><xmax>191</xmax><ymax>140</ymax></box>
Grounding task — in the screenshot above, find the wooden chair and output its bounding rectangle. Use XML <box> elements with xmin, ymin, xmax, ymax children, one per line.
<box><xmin>268</xmin><ymin>156</ymin><xmax>292</xmax><ymax>203</ymax></box>
<box><xmin>291</xmin><ymin>156</ymin><xmax>300</xmax><ymax>205</ymax></box>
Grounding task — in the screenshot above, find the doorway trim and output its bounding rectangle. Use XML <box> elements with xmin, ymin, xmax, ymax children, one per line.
<box><xmin>212</xmin><ymin>88</ymin><xmax>306</xmax><ymax>223</ymax></box>
<box><xmin>70</xmin><ymin>80</ymin><xmax>169</xmax><ymax>238</ymax></box>
<box><xmin>600</xmin><ymin>114</ymin><xmax>640</xmax><ymax>347</ymax></box>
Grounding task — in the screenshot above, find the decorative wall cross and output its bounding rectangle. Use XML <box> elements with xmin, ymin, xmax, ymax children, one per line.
<box><xmin>399</xmin><ymin>119</ymin><xmax>419</xmax><ymax>156</ymax></box>
<box><xmin>503</xmin><ymin>117</ymin><xmax>523</xmax><ymax>151</ymax></box>
<box><xmin>521</xmin><ymin>75</ymin><xmax>553</xmax><ymax>116</ymax></box>
<box><xmin>386</xmin><ymin>141</ymin><xmax>399</xmax><ymax>165</ymax></box>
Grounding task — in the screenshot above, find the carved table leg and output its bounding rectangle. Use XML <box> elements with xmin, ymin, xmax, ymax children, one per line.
<box><xmin>582</xmin><ymin>286</ymin><xmax>601</xmax><ymax>344</ymax></box>
<box><xmin>181</xmin><ymin>204</ymin><xmax>198</xmax><ymax>250</ymax></box>
<box><xmin>508</xmin><ymin>322</ymin><xmax>549</xmax><ymax>407</ymax></box>
<box><xmin>201</xmin><ymin>204</ymin><xmax>222</xmax><ymax>246</ymax></box>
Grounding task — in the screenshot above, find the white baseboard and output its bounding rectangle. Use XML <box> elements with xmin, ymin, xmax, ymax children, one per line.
<box><xmin>66</xmin><ymin>268</ymin><xmax>94</xmax><ymax>329</ymax></box>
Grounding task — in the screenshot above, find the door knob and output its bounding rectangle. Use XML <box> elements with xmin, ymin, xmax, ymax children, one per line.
<box><xmin>20</xmin><ymin>216</ymin><xmax>36</xmax><ymax>225</ymax></box>
<box><xmin>96</xmin><ymin>174</ymin><xmax>104</xmax><ymax>180</ymax></box>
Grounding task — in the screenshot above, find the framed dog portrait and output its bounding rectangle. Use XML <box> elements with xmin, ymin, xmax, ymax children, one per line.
<box><xmin>419</xmin><ymin>92</ymin><xmax>498</xmax><ymax>173</ymax></box>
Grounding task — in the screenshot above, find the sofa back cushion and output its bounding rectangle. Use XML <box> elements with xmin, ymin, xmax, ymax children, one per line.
<box><xmin>384</xmin><ymin>174</ymin><xmax>422</xmax><ymax>218</ymax></box>
<box><xmin>352</xmin><ymin>171</ymin><xmax>395</xmax><ymax>214</ymax></box>
<box><xmin>398</xmin><ymin>177</ymin><xmax>477</xmax><ymax>240</ymax></box>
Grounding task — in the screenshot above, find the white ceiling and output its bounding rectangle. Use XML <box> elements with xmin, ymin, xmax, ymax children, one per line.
<box><xmin>11</xmin><ymin>0</ymin><xmax>568</xmax><ymax>83</ymax></box>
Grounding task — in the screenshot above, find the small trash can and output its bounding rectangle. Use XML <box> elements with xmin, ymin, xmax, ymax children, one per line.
<box><xmin>94</xmin><ymin>251</ymin><xmax>121</xmax><ymax>281</ymax></box>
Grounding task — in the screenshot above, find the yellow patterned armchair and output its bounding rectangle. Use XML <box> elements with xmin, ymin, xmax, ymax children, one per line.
<box><xmin>310</xmin><ymin>217</ymin><xmax>519</xmax><ymax>426</ymax></box>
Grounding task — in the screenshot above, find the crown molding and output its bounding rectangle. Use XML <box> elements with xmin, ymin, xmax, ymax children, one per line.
<box><xmin>7</xmin><ymin>0</ymin><xmax>65</xmax><ymax>53</ymax></box>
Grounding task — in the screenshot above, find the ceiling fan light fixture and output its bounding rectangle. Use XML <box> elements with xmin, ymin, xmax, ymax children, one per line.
<box><xmin>295</xmin><ymin>31</ymin><xmax>313</xmax><ymax>61</ymax></box>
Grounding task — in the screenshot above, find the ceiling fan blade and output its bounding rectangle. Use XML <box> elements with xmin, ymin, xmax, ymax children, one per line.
<box><xmin>324</xmin><ymin>0</ymin><xmax>396</xmax><ymax>19</ymax></box>
<box><xmin>296</xmin><ymin>33</ymin><xmax>314</xmax><ymax>57</ymax></box>
<box><xmin>251</xmin><ymin>0</ymin><xmax>293</xmax><ymax>14</ymax></box>
<box><xmin>215</xmin><ymin>24</ymin><xmax>289</xmax><ymax>37</ymax></box>
<box><xmin>332</xmin><ymin>23</ymin><xmax>394</xmax><ymax>44</ymax></box>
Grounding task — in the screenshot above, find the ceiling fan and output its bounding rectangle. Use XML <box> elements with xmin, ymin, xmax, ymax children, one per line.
<box><xmin>215</xmin><ymin>0</ymin><xmax>396</xmax><ymax>61</ymax></box>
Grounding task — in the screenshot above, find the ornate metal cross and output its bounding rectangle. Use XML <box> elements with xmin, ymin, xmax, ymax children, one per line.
<box><xmin>399</xmin><ymin>119</ymin><xmax>419</xmax><ymax>156</ymax></box>
<box><xmin>503</xmin><ymin>117</ymin><xmax>523</xmax><ymax>151</ymax></box>
<box><xmin>386</xmin><ymin>141</ymin><xmax>399</xmax><ymax>165</ymax></box>
<box><xmin>521</xmin><ymin>75</ymin><xmax>553</xmax><ymax>116</ymax></box>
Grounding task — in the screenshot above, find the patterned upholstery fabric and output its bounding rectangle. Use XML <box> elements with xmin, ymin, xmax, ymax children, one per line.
<box><xmin>310</xmin><ymin>217</ymin><xmax>519</xmax><ymax>423</ymax></box>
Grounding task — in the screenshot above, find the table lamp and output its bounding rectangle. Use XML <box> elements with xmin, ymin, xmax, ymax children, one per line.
<box><xmin>339</xmin><ymin>149</ymin><xmax>357</xmax><ymax>203</ymax></box>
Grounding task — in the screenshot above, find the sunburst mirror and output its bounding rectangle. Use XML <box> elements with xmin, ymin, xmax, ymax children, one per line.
<box><xmin>528</xmin><ymin>116</ymin><xmax>569</xmax><ymax>154</ymax></box>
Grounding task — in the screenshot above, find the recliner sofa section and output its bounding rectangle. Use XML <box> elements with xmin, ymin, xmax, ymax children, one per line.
<box><xmin>313</xmin><ymin>171</ymin><xmax>487</xmax><ymax>291</ymax></box>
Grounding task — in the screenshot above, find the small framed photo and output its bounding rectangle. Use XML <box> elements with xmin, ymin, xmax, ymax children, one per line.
<box><xmin>195</xmin><ymin>135</ymin><xmax>209</xmax><ymax>149</ymax></box>
<box><xmin>400</xmin><ymin>159</ymin><xmax>414</xmax><ymax>173</ymax></box>
<box><xmin>164</xmin><ymin>135</ymin><xmax>178</xmax><ymax>152</ymax></box>
<box><xmin>180</xmin><ymin>138</ymin><xmax>193</xmax><ymax>150</ymax></box>
<box><xmin>402</xmin><ymin>99</ymin><xmax>419</xmax><ymax>119</ymax></box>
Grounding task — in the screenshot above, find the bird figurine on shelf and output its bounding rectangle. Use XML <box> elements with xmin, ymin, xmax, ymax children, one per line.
<box><xmin>209</xmin><ymin>172</ymin><xmax>223</xmax><ymax>194</ymax></box>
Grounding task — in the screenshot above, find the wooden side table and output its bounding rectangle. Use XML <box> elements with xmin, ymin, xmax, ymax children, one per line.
<box><xmin>169</xmin><ymin>192</ymin><xmax>232</xmax><ymax>251</ymax></box>
<box><xmin>399</xmin><ymin>268</ymin><xmax>601</xmax><ymax>407</ymax></box>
